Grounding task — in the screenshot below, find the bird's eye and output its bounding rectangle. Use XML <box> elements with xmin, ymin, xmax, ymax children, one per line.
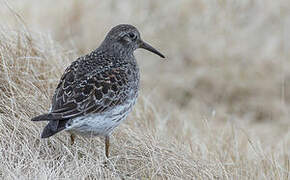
<box><xmin>128</xmin><ymin>32</ymin><xmax>137</xmax><ymax>40</ymax></box>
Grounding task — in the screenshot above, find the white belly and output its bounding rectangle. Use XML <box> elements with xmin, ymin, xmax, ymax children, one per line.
<box><xmin>65</xmin><ymin>100</ymin><xmax>135</xmax><ymax>136</ymax></box>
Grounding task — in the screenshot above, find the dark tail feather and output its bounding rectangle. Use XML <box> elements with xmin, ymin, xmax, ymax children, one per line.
<box><xmin>31</xmin><ymin>113</ymin><xmax>61</xmax><ymax>121</ymax></box>
<box><xmin>41</xmin><ymin>121</ymin><xmax>66</xmax><ymax>138</ymax></box>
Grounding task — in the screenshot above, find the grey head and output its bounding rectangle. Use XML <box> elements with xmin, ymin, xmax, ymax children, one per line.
<box><xmin>100</xmin><ymin>24</ymin><xmax>165</xmax><ymax>58</ymax></box>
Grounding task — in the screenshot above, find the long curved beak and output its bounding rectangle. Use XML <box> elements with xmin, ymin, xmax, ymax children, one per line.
<box><xmin>139</xmin><ymin>40</ymin><xmax>165</xmax><ymax>58</ymax></box>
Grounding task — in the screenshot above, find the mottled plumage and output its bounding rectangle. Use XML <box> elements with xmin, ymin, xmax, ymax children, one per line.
<box><xmin>32</xmin><ymin>24</ymin><xmax>165</xmax><ymax>158</ymax></box>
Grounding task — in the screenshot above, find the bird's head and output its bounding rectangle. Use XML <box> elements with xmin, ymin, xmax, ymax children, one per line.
<box><xmin>101</xmin><ymin>24</ymin><xmax>165</xmax><ymax>58</ymax></box>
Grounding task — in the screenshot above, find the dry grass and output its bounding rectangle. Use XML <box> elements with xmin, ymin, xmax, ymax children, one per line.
<box><xmin>0</xmin><ymin>0</ymin><xmax>289</xmax><ymax>179</ymax></box>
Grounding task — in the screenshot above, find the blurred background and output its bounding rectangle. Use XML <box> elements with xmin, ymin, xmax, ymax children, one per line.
<box><xmin>0</xmin><ymin>0</ymin><xmax>289</xmax><ymax>178</ymax></box>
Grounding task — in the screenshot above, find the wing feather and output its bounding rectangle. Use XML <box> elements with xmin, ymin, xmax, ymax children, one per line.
<box><xmin>49</xmin><ymin>59</ymin><xmax>129</xmax><ymax>121</ymax></box>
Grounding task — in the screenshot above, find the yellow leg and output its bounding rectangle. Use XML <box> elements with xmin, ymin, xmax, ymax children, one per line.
<box><xmin>70</xmin><ymin>134</ymin><xmax>76</xmax><ymax>145</ymax></box>
<box><xmin>105</xmin><ymin>136</ymin><xmax>110</xmax><ymax>158</ymax></box>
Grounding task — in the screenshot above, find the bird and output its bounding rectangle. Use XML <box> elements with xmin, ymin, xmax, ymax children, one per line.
<box><xmin>31</xmin><ymin>24</ymin><xmax>165</xmax><ymax>158</ymax></box>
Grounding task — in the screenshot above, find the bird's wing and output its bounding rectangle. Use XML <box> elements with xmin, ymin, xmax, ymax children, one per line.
<box><xmin>48</xmin><ymin>60</ymin><xmax>129</xmax><ymax>121</ymax></box>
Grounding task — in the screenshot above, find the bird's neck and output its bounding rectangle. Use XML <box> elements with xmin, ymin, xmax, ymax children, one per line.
<box><xmin>98</xmin><ymin>41</ymin><xmax>134</xmax><ymax>60</ymax></box>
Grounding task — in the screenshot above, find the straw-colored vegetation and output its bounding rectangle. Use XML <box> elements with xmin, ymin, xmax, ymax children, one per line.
<box><xmin>0</xmin><ymin>0</ymin><xmax>289</xmax><ymax>179</ymax></box>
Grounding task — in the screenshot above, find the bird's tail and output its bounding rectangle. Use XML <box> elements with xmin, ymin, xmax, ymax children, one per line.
<box><xmin>31</xmin><ymin>113</ymin><xmax>61</xmax><ymax>121</ymax></box>
<box><xmin>41</xmin><ymin>121</ymin><xmax>66</xmax><ymax>138</ymax></box>
<box><xmin>32</xmin><ymin>113</ymin><xmax>67</xmax><ymax>138</ymax></box>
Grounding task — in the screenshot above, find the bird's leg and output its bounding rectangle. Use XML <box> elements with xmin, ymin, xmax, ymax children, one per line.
<box><xmin>70</xmin><ymin>133</ymin><xmax>76</xmax><ymax>145</ymax></box>
<box><xmin>105</xmin><ymin>135</ymin><xmax>110</xmax><ymax>158</ymax></box>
